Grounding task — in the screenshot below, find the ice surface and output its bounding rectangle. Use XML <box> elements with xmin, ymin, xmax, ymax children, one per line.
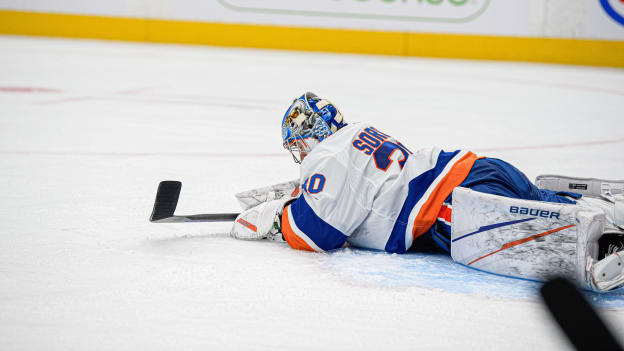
<box><xmin>1</xmin><ymin>35</ymin><xmax>624</xmax><ymax>350</ymax></box>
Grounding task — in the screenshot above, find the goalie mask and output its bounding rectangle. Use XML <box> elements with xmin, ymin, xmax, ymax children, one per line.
<box><xmin>281</xmin><ymin>92</ymin><xmax>346</xmax><ymax>163</ymax></box>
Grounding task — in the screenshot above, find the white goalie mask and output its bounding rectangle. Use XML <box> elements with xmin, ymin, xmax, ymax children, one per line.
<box><xmin>281</xmin><ymin>92</ymin><xmax>346</xmax><ymax>163</ymax></box>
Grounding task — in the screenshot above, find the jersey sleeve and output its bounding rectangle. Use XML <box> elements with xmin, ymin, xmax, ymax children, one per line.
<box><xmin>280</xmin><ymin>197</ymin><xmax>348</xmax><ymax>252</ymax></box>
<box><xmin>279</xmin><ymin>151</ymin><xmax>373</xmax><ymax>252</ymax></box>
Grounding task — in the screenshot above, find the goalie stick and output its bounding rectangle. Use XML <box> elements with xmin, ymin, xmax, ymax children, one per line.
<box><xmin>541</xmin><ymin>277</ymin><xmax>623</xmax><ymax>351</ymax></box>
<box><xmin>150</xmin><ymin>181</ymin><xmax>239</xmax><ymax>223</ymax></box>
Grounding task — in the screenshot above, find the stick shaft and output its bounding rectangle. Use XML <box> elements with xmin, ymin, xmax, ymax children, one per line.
<box><xmin>151</xmin><ymin>213</ymin><xmax>239</xmax><ymax>223</ymax></box>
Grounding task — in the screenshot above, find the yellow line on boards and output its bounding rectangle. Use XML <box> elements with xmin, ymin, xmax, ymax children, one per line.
<box><xmin>1</xmin><ymin>9</ymin><xmax>622</xmax><ymax>68</ymax></box>
<box><xmin>0</xmin><ymin>10</ymin><xmax>146</xmax><ymax>41</ymax></box>
<box><xmin>407</xmin><ymin>32</ymin><xmax>624</xmax><ymax>67</ymax></box>
<box><xmin>145</xmin><ymin>18</ymin><xmax>406</xmax><ymax>56</ymax></box>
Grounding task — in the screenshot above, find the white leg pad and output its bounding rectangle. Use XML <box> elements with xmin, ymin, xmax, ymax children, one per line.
<box><xmin>535</xmin><ymin>174</ymin><xmax>624</xmax><ymax>198</ymax></box>
<box><xmin>615</xmin><ymin>195</ymin><xmax>624</xmax><ymax>229</ymax></box>
<box><xmin>577</xmin><ymin>195</ymin><xmax>624</xmax><ymax>233</ymax></box>
<box><xmin>451</xmin><ymin>187</ymin><xmax>605</xmax><ymax>290</ymax></box>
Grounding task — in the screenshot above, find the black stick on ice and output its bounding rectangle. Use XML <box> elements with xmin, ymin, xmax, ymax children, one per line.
<box><xmin>150</xmin><ymin>181</ymin><xmax>239</xmax><ymax>223</ymax></box>
<box><xmin>540</xmin><ymin>277</ymin><xmax>623</xmax><ymax>351</ymax></box>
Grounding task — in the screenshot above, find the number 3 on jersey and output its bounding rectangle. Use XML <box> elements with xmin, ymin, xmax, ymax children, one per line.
<box><xmin>352</xmin><ymin>126</ymin><xmax>411</xmax><ymax>172</ymax></box>
<box><xmin>374</xmin><ymin>141</ymin><xmax>410</xmax><ymax>171</ymax></box>
<box><xmin>301</xmin><ymin>173</ymin><xmax>326</xmax><ymax>194</ymax></box>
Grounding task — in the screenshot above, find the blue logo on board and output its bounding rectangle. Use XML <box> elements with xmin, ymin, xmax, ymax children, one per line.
<box><xmin>600</xmin><ymin>0</ymin><xmax>624</xmax><ymax>26</ymax></box>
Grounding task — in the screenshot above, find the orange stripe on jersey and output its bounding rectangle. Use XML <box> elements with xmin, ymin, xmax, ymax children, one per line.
<box><xmin>281</xmin><ymin>204</ymin><xmax>316</xmax><ymax>252</ymax></box>
<box><xmin>412</xmin><ymin>151</ymin><xmax>479</xmax><ymax>239</ymax></box>
<box><xmin>438</xmin><ymin>205</ymin><xmax>452</xmax><ymax>223</ymax></box>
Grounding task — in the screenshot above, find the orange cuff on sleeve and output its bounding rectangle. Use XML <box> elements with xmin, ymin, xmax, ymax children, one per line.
<box><xmin>281</xmin><ymin>204</ymin><xmax>316</xmax><ymax>252</ymax></box>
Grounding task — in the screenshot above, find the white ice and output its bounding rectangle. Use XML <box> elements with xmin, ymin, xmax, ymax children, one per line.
<box><xmin>1</xmin><ymin>35</ymin><xmax>624</xmax><ymax>350</ymax></box>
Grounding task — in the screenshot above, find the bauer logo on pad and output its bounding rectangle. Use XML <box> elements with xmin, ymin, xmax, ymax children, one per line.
<box><xmin>509</xmin><ymin>206</ymin><xmax>561</xmax><ymax>219</ymax></box>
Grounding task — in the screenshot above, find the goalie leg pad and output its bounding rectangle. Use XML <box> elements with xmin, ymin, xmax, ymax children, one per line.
<box><xmin>618</xmin><ymin>196</ymin><xmax>624</xmax><ymax>229</ymax></box>
<box><xmin>576</xmin><ymin>195</ymin><xmax>624</xmax><ymax>232</ymax></box>
<box><xmin>451</xmin><ymin>187</ymin><xmax>605</xmax><ymax>290</ymax></box>
<box><xmin>535</xmin><ymin>174</ymin><xmax>624</xmax><ymax>199</ymax></box>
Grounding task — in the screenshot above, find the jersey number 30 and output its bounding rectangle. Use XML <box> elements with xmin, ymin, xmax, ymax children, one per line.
<box><xmin>302</xmin><ymin>173</ymin><xmax>326</xmax><ymax>194</ymax></box>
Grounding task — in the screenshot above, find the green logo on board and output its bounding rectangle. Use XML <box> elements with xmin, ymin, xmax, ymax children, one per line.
<box><xmin>218</xmin><ymin>0</ymin><xmax>489</xmax><ymax>23</ymax></box>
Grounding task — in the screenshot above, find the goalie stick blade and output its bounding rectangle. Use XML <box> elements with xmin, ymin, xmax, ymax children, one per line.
<box><xmin>150</xmin><ymin>181</ymin><xmax>182</xmax><ymax>222</ymax></box>
<box><xmin>149</xmin><ymin>180</ymin><xmax>240</xmax><ymax>223</ymax></box>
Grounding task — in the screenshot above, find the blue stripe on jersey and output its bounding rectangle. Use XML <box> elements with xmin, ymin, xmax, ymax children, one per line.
<box><xmin>385</xmin><ymin>150</ymin><xmax>461</xmax><ymax>254</ymax></box>
<box><xmin>290</xmin><ymin>195</ymin><xmax>348</xmax><ymax>251</ymax></box>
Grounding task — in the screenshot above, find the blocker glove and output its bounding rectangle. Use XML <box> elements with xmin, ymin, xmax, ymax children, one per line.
<box><xmin>234</xmin><ymin>179</ymin><xmax>300</xmax><ymax>211</ymax></box>
<box><xmin>230</xmin><ymin>197</ymin><xmax>294</xmax><ymax>242</ymax></box>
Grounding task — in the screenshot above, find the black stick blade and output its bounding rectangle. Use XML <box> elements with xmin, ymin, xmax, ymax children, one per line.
<box><xmin>541</xmin><ymin>277</ymin><xmax>623</xmax><ymax>351</ymax></box>
<box><xmin>150</xmin><ymin>181</ymin><xmax>182</xmax><ymax>222</ymax></box>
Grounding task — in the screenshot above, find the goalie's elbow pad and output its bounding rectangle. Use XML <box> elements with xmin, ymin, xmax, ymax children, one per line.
<box><xmin>450</xmin><ymin>187</ymin><xmax>605</xmax><ymax>291</ymax></box>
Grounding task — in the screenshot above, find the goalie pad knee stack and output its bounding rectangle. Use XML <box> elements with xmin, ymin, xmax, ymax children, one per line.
<box><xmin>450</xmin><ymin>187</ymin><xmax>605</xmax><ymax>291</ymax></box>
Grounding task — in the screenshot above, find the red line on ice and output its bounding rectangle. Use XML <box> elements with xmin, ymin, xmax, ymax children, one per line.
<box><xmin>474</xmin><ymin>138</ymin><xmax>624</xmax><ymax>152</ymax></box>
<box><xmin>0</xmin><ymin>150</ymin><xmax>288</xmax><ymax>158</ymax></box>
<box><xmin>0</xmin><ymin>87</ymin><xmax>62</xmax><ymax>93</ymax></box>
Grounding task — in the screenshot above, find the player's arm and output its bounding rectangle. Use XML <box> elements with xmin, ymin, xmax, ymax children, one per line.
<box><xmin>231</xmin><ymin>158</ymin><xmax>368</xmax><ymax>252</ymax></box>
<box><xmin>279</xmin><ymin>193</ymin><xmax>348</xmax><ymax>252</ymax></box>
<box><xmin>280</xmin><ymin>157</ymin><xmax>374</xmax><ymax>252</ymax></box>
<box><xmin>229</xmin><ymin>189</ymin><xmax>349</xmax><ymax>252</ymax></box>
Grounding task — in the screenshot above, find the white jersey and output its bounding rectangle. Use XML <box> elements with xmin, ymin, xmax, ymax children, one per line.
<box><xmin>280</xmin><ymin>123</ymin><xmax>478</xmax><ymax>253</ymax></box>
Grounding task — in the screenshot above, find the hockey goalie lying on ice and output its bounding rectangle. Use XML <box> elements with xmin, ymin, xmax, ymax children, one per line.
<box><xmin>230</xmin><ymin>92</ymin><xmax>624</xmax><ymax>292</ymax></box>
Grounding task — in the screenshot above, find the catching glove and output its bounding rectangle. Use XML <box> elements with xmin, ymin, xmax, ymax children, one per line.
<box><xmin>230</xmin><ymin>197</ymin><xmax>294</xmax><ymax>242</ymax></box>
